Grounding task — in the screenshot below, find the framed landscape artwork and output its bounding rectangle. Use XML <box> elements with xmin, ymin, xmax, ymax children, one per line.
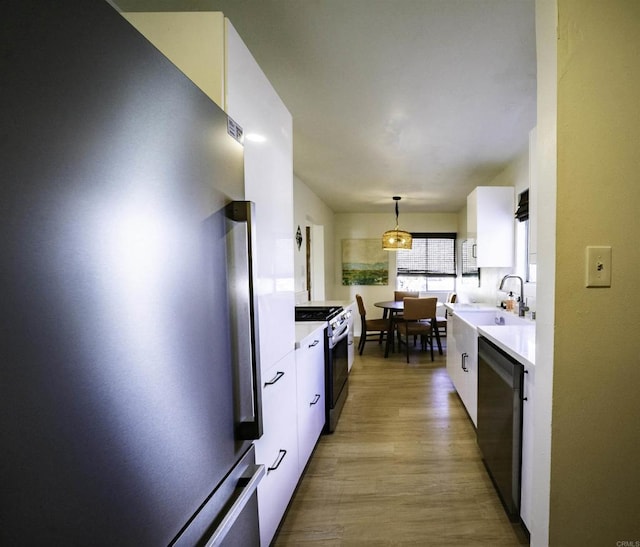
<box><xmin>341</xmin><ymin>239</ymin><xmax>388</xmax><ymax>285</ymax></box>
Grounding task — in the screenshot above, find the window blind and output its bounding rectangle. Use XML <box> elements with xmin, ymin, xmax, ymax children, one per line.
<box><xmin>515</xmin><ymin>189</ymin><xmax>529</xmax><ymax>222</ymax></box>
<box><xmin>396</xmin><ymin>233</ymin><xmax>456</xmax><ymax>276</ymax></box>
<box><xmin>461</xmin><ymin>239</ymin><xmax>479</xmax><ymax>276</ymax></box>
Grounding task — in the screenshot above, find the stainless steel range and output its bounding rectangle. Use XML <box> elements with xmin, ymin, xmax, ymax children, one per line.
<box><xmin>295</xmin><ymin>305</ymin><xmax>351</xmax><ymax>433</ymax></box>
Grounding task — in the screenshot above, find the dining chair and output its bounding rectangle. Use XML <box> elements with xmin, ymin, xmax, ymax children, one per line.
<box><xmin>396</xmin><ymin>297</ymin><xmax>438</xmax><ymax>363</ymax></box>
<box><xmin>392</xmin><ymin>290</ymin><xmax>419</xmax><ymax>344</ymax></box>
<box><xmin>436</xmin><ymin>292</ymin><xmax>457</xmax><ymax>340</ymax></box>
<box><xmin>393</xmin><ymin>290</ymin><xmax>419</xmax><ymax>302</ymax></box>
<box><xmin>355</xmin><ymin>294</ymin><xmax>390</xmax><ymax>355</ymax></box>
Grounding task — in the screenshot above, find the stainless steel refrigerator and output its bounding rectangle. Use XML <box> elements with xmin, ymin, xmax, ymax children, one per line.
<box><xmin>1</xmin><ymin>1</ymin><xmax>264</xmax><ymax>544</ymax></box>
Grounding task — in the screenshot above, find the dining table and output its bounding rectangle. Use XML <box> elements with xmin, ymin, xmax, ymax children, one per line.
<box><xmin>374</xmin><ymin>300</ymin><xmax>443</xmax><ymax>358</ymax></box>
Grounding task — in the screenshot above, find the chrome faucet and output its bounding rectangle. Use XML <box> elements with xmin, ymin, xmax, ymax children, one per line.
<box><xmin>499</xmin><ymin>275</ymin><xmax>529</xmax><ymax>317</ymax></box>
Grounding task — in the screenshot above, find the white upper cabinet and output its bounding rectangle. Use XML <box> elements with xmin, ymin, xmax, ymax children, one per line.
<box><xmin>467</xmin><ymin>186</ymin><xmax>514</xmax><ymax>268</ymax></box>
<box><xmin>225</xmin><ymin>22</ymin><xmax>295</xmax><ymax>371</ymax></box>
<box><xmin>122</xmin><ymin>12</ymin><xmax>296</xmax><ymax>371</ymax></box>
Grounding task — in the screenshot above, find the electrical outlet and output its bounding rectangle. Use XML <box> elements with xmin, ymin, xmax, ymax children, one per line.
<box><xmin>585</xmin><ymin>246</ymin><xmax>612</xmax><ymax>287</ymax></box>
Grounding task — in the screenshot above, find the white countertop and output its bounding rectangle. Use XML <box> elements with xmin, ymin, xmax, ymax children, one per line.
<box><xmin>477</xmin><ymin>324</ymin><xmax>536</xmax><ymax>368</ymax></box>
<box><xmin>444</xmin><ymin>303</ymin><xmax>536</xmax><ymax>368</ymax></box>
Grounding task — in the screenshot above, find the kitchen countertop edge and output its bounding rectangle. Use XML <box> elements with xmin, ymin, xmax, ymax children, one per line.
<box><xmin>477</xmin><ymin>325</ymin><xmax>536</xmax><ymax>368</ymax></box>
<box><xmin>296</xmin><ymin>299</ymin><xmax>355</xmax><ymax>309</ymax></box>
<box><xmin>444</xmin><ymin>302</ymin><xmax>496</xmax><ymax>313</ymax></box>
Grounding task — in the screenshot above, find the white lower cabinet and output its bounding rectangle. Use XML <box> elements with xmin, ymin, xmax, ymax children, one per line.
<box><xmin>254</xmin><ymin>351</ymin><xmax>299</xmax><ymax>546</ymax></box>
<box><xmin>445</xmin><ymin>320</ymin><xmax>460</xmax><ymax>391</ymax></box>
<box><xmin>446</xmin><ymin>314</ymin><xmax>478</xmax><ymax>426</ymax></box>
<box><xmin>520</xmin><ymin>364</ymin><xmax>535</xmax><ymax>530</ymax></box>
<box><xmin>296</xmin><ymin>330</ymin><xmax>326</xmax><ymax>474</ymax></box>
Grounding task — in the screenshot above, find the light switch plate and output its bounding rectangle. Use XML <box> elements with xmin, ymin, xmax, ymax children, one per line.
<box><xmin>585</xmin><ymin>246</ymin><xmax>612</xmax><ymax>287</ymax></box>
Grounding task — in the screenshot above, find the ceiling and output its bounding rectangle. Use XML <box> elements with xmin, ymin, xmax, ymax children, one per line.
<box><xmin>114</xmin><ymin>0</ymin><xmax>537</xmax><ymax>214</ymax></box>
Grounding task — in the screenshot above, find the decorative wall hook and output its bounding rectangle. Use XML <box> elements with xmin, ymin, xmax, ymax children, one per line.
<box><xmin>296</xmin><ymin>225</ymin><xmax>303</xmax><ymax>250</ymax></box>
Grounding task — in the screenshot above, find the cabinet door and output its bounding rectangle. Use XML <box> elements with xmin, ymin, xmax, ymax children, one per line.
<box><xmin>467</xmin><ymin>186</ymin><xmax>514</xmax><ymax>267</ymax></box>
<box><xmin>296</xmin><ymin>332</ymin><xmax>325</xmax><ymax>474</ymax></box>
<box><xmin>254</xmin><ymin>352</ymin><xmax>299</xmax><ymax>547</ymax></box>
<box><xmin>449</xmin><ymin>315</ymin><xmax>479</xmax><ymax>426</ymax></box>
<box><xmin>457</xmin><ymin>318</ymin><xmax>473</xmax><ymax>420</ymax></box>
<box><xmin>446</xmin><ymin>316</ymin><xmax>460</xmax><ymax>392</ymax></box>
<box><xmin>463</xmin><ymin>323</ymin><xmax>478</xmax><ymax>427</ymax></box>
<box><xmin>225</xmin><ymin>22</ymin><xmax>296</xmax><ymax>373</ymax></box>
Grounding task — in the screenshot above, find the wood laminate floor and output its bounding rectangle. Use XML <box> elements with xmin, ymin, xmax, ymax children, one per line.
<box><xmin>273</xmin><ymin>338</ymin><xmax>529</xmax><ymax>546</ymax></box>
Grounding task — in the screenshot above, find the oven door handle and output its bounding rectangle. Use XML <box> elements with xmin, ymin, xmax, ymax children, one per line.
<box><xmin>332</xmin><ymin>323</ymin><xmax>349</xmax><ymax>342</ymax></box>
<box><xmin>330</xmin><ymin>323</ymin><xmax>350</xmax><ymax>346</ymax></box>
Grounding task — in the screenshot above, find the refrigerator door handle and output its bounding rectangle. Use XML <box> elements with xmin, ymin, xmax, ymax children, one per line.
<box><xmin>204</xmin><ymin>463</ymin><xmax>266</xmax><ymax>547</ymax></box>
<box><xmin>226</xmin><ymin>201</ymin><xmax>263</xmax><ymax>440</ymax></box>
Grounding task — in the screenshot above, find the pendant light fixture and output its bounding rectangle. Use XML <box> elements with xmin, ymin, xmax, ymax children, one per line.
<box><xmin>382</xmin><ymin>196</ymin><xmax>412</xmax><ymax>251</ymax></box>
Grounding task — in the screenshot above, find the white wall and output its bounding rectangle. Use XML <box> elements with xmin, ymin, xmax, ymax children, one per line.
<box><xmin>293</xmin><ymin>174</ymin><xmax>335</xmax><ymax>302</ymax></box>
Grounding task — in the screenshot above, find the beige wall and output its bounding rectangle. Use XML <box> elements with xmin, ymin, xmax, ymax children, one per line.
<box><xmin>123</xmin><ymin>12</ymin><xmax>226</xmax><ymax>108</ymax></box>
<box><xmin>548</xmin><ymin>1</ymin><xmax>640</xmax><ymax>544</ymax></box>
<box><xmin>333</xmin><ymin>212</ymin><xmax>458</xmax><ymax>331</ymax></box>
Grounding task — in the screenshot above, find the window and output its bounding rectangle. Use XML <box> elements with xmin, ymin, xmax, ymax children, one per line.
<box><xmin>396</xmin><ymin>233</ymin><xmax>456</xmax><ymax>292</ymax></box>
<box><xmin>515</xmin><ymin>189</ymin><xmax>536</xmax><ymax>283</ymax></box>
<box><xmin>459</xmin><ymin>238</ymin><xmax>480</xmax><ymax>288</ymax></box>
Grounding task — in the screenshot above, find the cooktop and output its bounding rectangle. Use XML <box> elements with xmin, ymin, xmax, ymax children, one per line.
<box><xmin>294</xmin><ymin>306</ymin><xmax>343</xmax><ymax>322</ymax></box>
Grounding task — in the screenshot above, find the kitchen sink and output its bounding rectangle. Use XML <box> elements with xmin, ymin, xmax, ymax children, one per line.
<box><xmin>455</xmin><ymin>309</ymin><xmax>532</xmax><ymax>328</ymax></box>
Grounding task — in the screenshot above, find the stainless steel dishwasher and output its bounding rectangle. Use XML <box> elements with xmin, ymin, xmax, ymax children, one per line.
<box><xmin>477</xmin><ymin>336</ymin><xmax>525</xmax><ymax>522</ymax></box>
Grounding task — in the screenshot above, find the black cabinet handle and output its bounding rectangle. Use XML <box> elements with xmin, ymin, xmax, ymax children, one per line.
<box><xmin>264</xmin><ymin>371</ymin><xmax>284</xmax><ymax>387</ymax></box>
<box><xmin>267</xmin><ymin>449</ymin><xmax>287</xmax><ymax>472</ymax></box>
<box><xmin>308</xmin><ymin>339</ymin><xmax>320</xmax><ymax>348</ymax></box>
<box><xmin>310</xmin><ymin>394</ymin><xmax>321</xmax><ymax>406</ymax></box>
<box><xmin>461</xmin><ymin>352</ymin><xmax>468</xmax><ymax>372</ymax></box>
